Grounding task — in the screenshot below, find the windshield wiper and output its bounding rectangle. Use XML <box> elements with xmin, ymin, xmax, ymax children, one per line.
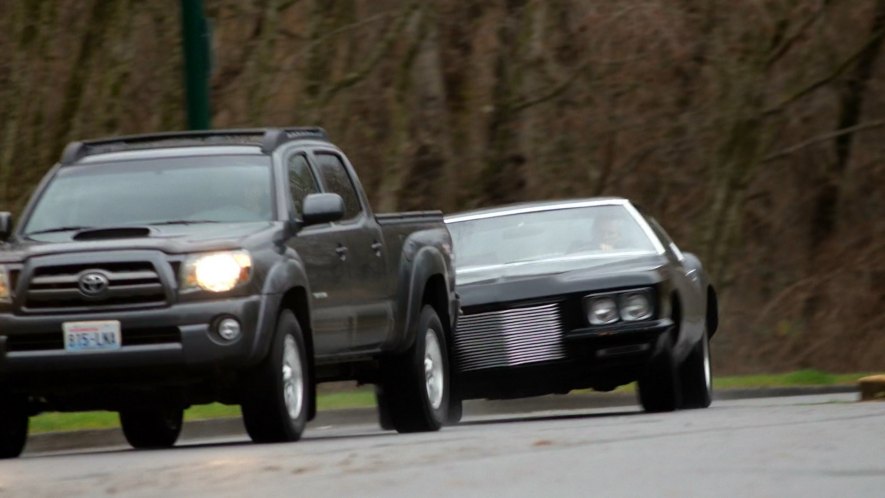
<box><xmin>25</xmin><ymin>226</ymin><xmax>93</xmax><ymax>236</ymax></box>
<box><xmin>147</xmin><ymin>219</ymin><xmax>222</xmax><ymax>226</ymax></box>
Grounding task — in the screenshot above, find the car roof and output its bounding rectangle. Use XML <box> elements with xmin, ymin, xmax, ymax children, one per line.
<box><xmin>445</xmin><ymin>198</ymin><xmax>632</xmax><ymax>223</ymax></box>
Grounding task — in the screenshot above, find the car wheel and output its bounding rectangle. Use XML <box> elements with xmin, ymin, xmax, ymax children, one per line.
<box><xmin>241</xmin><ymin>309</ymin><xmax>309</xmax><ymax>443</ymax></box>
<box><xmin>680</xmin><ymin>331</ymin><xmax>713</xmax><ymax>409</ymax></box>
<box><xmin>380</xmin><ymin>305</ymin><xmax>450</xmax><ymax>433</ymax></box>
<box><xmin>637</xmin><ymin>333</ymin><xmax>681</xmax><ymax>413</ymax></box>
<box><xmin>119</xmin><ymin>406</ymin><xmax>183</xmax><ymax>449</ymax></box>
<box><xmin>447</xmin><ymin>396</ymin><xmax>463</xmax><ymax>425</ymax></box>
<box><xmin>0</xmin><ymin>395</ymin><xmax>28</xmax><ymax>459</ymax></box>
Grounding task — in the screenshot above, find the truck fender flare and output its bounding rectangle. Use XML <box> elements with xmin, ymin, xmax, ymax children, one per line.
<box><xmin>247</xmin><ymin>257</ymin><xmax>311</xmax><ymax>364</ymax></box>
<box><xmin>392</xmin><ymin>245</ymin><xmax>450</xmax><ymax>354</ymax></box>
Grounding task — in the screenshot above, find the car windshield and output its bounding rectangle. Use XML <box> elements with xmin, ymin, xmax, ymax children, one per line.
<box><xmin>446</xmin><ymin>204</ymin><xmax>658</xmax><ymax>269</ymax></box>
<box><xmin>23</xmin><ymin>155</ymin><xmax>274</xmax><ymax>234</ymax></box>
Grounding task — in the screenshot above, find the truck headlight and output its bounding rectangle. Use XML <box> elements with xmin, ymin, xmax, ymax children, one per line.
<box><xmin>181</xmin><ymin>250</ymin><xmax>252</xmax><ymax>293</ymax></box>
<box><xmin>586</xmin><ymin>296</ymin><xmax>619</xmax><ymax>325</ymax></box>
<box><xmin>0</xmin><ymin>267</ymin><xmax>10</xmax><ymax>303</ymax></box>
<box><xmin>621</xmin><ymin>291</ymin><xmax>653</xmax><ymax>321</ymax></box>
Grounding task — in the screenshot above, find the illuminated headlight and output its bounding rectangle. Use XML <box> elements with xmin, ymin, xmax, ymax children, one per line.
<box><xmin>586</xmin><ymin>296</ymin><xmax>619</xmax><ymax>325</ymax></box>
<box><xmin>181</xmin><ymin>250</ymin><xmax>252</xmax><ymax>293</ymax></box>
<box><xmin>621</xmin><ymin>291</ymin><xmax>653</xmax><ymax>321</ymax></box>
<box><xmin>0</xmin><ymin>267</ymin><xmax>10</xmax><ymax>303</ymax></box>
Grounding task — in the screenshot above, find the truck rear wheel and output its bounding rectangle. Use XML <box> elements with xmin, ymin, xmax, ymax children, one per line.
<box><xmin>381</xmin><ymin>305</ymin><xmax>450</xmax><ymax>433</ymax></box>
<box><xmin>241</xmin><ymin>309</ymin><xmax>309</xmax><ymax>443</ymax></box>
<box><xmin>119</xmin><ymin>406</ymin><xmax>183</xmax><ymax>449</ymax></box>
<box><xmin>0</xmin><ymin>395</ymin><xmax>28</xmax><ymax>459</ymax></box>
<box><xmin>637</xmin><ymin>333</ymin><xmax>681</xmax><ymax>413</ymax></box>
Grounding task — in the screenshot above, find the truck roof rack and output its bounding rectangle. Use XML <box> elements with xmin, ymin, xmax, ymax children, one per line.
<box><xmin>59</xmin><ymin>127</ymin><xmax>329</xmax><ymax>165</ymax></box>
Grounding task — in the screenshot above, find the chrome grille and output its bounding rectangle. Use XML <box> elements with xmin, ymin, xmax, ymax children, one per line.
<box><xmin>24</xmin><ymin>262</ymin><xmax>166</xmax><ymax>311</ymax></box>
<box><xmin>454</xmin><ymin>303</ymin><xmax>566</xmax><ymax>372</ymax></box>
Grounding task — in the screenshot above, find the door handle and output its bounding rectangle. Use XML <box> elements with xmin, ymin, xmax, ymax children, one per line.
<box><xmin>336</xmin><ymin>244</ymin><xmax>348</xmax><ymax>261</ymax></box>
<box><xmin>371</xmin><ymin>241</ymin><xmax>383</xmax><ymax>256</ymax></box>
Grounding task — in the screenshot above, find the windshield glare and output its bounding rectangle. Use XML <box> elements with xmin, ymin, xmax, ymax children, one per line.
<box><xmin>447</xmin><ymin>204</ymin><xmax>658</xmax><ymax>269</ymax></box>
<box><xmin>24</xmin><ymin>155</ymin><xmax>274</xmax><ymax>234</ymax></box>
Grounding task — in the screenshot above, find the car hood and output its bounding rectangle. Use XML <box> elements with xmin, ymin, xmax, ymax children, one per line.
<box><xmin>457</xmin><ymin>253</ymin><xmax>670</xmax><ymax>308</ymax></box>
<box><xmin>0</xmin><ymin>222</ymin><xmax>277</xmax><ymax>262</ymax></box>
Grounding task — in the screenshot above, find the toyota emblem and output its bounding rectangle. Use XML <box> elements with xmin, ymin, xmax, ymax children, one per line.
<box><xmin>78</xmin><ymin>272</ymin><xmax>110</xmax><ymax>298</ymax></box>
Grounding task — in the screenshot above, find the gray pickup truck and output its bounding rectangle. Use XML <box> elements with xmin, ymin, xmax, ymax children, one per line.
<box><xmin>0</xmin><ymin>128</ymin><xmax>457</xmax><ymax>458</ymax></box>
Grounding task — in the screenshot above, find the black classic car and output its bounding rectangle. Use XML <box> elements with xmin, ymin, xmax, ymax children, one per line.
<box><xmin>445</xmin><ymin>198</ymin><xmax>718</xmax><ymax>415</ymax></box>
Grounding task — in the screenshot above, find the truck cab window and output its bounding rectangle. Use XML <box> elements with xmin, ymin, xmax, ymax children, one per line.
<box><xmin>314</xmin><ymin>152</ymin><xmax>362</xmax><ymax>221</ymax></box>
<box><xmin>288</xmin><ymin>153</ymin><xmax>319</xmax><ymax>217</ymax></box>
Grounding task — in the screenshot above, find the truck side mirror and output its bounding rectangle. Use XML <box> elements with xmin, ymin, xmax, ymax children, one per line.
<box><xmin>302</xmin><ymin>193</ymin><xmax>344</xmax><ymax>226</ymax></box>
<box><xmin>0</xmin><ymin>212</ymin><xmax>12</xmax><ymax>240</ymax></box>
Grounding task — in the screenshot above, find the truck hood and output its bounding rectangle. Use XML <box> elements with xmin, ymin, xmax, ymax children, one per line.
<box><xmin>457</xmin><ymin>252</ymin><xmax>670</xmax><ymax>308</ymax></box>
<box><xmin>0</xmin><ymin>222</ymin><xmax>277</xmax><ymax>262</ymax></box>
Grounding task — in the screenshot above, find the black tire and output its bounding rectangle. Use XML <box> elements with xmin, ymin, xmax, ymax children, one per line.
<box><xmin>380</xmin><ymin>305</ymin><xmax>450</xmax><ymax>433</ymax></box>
<box><xmin>241</xmin><ymin>309</ymin><xmax>309</xmax><ymax>443</ymax></box>
<box><xmin>446</xmin><ymin>396</ymin><xmax>463</xmax><ymax>426</ymax></box>
<box><xmin>637</xmin><ymin>333</ymin><xmax>681</xmax><ymax>413</ymax></box>
<box><xmin>119</xmin><ymin>406</ymin><xmax>183</xmax><ymax>449</ymax></box>
<box><xmin>680</xmin><ymin>332</ymin><xmax>713</xmax><ymax>409</ymax></box>
<box><xmin>0</xmin><ymin>395</ymin><xmax>28</xmax><ymax>459</ymax></box>
<box><xmin>375</xmin><ymin>386</ymin><xmax>395</xmax><ymax>430</ymax></box>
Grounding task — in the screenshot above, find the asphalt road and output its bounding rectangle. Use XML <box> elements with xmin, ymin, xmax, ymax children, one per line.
<box><xmin>1</xmin><ymin>393</ymin><xmax>881</xmax><ymax>497</ymax></box>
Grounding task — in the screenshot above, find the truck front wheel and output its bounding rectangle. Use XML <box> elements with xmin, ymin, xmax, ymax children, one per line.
<box><xmin>241</xmin><ymin>309</ymin><xmax>309</xmax><ymax>443</ymax></box>
<box><xmin>0</xmin><ymin>394</ymin><xmax>28</xmax><ymax>459</ymax></box>
<box><xmin>381</xmin><ymin>305</ymin><xmax>450</xmax><ymax>433</ymax></box>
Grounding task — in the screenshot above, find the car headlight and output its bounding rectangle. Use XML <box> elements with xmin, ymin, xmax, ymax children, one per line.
<box><xmin>586</xmin><ymin>296</ymin><xmax>619</xmax><ymax>325</ymax></box>
<box><xmin>181</xmin><ymin>250</ymin><xmax>252</xmax><ymax>293</ymax></box>
<box><xmin>621</xmin><ymin>291</ymin><xmax>653</xmax><ymax>321</ymax></box>
<box><xmin>0</xmin><ymin>266</ymin><xmax>10</xmax><ymax>303</ymax></box>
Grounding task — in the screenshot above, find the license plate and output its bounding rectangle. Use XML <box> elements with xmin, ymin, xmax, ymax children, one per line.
<box><xmin>63</xmin><ymin>320</ymin><xmax>122</xmax><ymax>352</ymax></box>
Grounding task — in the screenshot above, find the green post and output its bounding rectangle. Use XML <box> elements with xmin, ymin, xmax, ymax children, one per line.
<box><xmin>180</xmin><ymin>0</ymin><xmax>211</xmax><ymax>130</ymax></box>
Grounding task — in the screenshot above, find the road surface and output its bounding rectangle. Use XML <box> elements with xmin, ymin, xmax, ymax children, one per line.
<box><xmin>1</xmin><ymin>393</ymin><xmax>881</xmax><ymax>497</ymax></box>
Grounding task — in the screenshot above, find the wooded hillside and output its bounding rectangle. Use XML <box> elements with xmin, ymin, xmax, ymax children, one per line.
<box><xmin>1</xmin><ymin>0</ymin><xmax>883</xmax><ymax>373</ymax></box>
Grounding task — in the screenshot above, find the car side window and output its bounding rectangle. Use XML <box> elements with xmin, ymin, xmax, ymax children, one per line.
<box><xmin>287</xmin><ymin>153</ymin><xmax>320</xmax><ymax>218</ymax></box>
<box><xmin>313</xmin><ymin>152</ymin><xmax>362</xmax><ymax>221</ymax></box>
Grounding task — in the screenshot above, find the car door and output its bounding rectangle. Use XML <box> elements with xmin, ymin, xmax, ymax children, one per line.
<box><xmin>284</xmin><ymin>150</ymin><xmax>353</xmax><ymax>356</ymax></box>
<box><xmin>311</xmin><ymin>150</ymin><xmax>391</xmax><ymax>352</ymax></box>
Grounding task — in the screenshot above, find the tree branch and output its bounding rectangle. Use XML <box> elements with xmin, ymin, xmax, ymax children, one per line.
<box><xmin>761</xmin><ymin>119</ymin><xmax>885</xmax><ymax>163</ymax></box>
<box><xmin>762</xmin><ymin>26</ymin><xmax>885</xmax><ymax>116</ymax></box>
<box><xmin>764</xmin><ymin>0</ymin><xmax>832</xmax><ymax>71</ymax></box>
<box><xmin>508</xmin><ymin>59</ymin><xmax>591</xmax><ymax>114</ymax></box>
<box><xmin>318</xmin><ymin>2</ymin><xmax>419</xmax><ymax>106</ymax></box>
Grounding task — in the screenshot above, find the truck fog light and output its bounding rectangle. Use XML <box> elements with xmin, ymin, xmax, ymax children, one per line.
<box><xmin>217</xmin><ymin>318</ymin><xmax>242</xmax><ymax>341</ymax></box>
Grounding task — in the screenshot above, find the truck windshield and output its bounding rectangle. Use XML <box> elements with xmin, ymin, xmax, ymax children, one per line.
<box><xmin>446</xmin><ymin>204</ymin><xmax>658</xmax><ymax>269</ymax></box>
<box><xmin>24</xmin><ymin>155</ymin><xmax>274</xmax><ymax>235</ymax></box>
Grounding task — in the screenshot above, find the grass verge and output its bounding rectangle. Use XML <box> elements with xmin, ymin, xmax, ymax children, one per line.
<box><xmin>29</xmin><ymin>370</ymin><xmax>868</xmax><ymax>434</ymax></box>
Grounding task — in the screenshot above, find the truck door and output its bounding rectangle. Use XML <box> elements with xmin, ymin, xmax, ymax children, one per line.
<box><xmin>284</xmin><ymin>151</ymin><xmax>353</xmax><ymax>356</ymax></box>
<box><xmin>312</xmin><ymin>150</ymin><xmax>391</xmax><ymax>352</ymax></box>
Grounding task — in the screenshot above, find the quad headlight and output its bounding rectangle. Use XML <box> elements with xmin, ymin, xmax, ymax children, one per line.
<box><xmin>181</xmin><ymin>250</ymin><xmax>252</xmax><ymax>293</ymax></box>
<box><xmin>620</xmin><ymin>291</ymin><xmax>653</xmax><ymax>321</ymax></box>
<box><xmin>587</xmin><ymin>296</ymin><xmax>619</xmax><ymax>325</ymax></box>
<box><xmin>583</xmin><ymin>288</ymin><xmax>654</xmax><ymax>325</ymax></box>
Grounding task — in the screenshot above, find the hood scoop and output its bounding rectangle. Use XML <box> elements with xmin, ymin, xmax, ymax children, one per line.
<box><xmin>72</xmin><ymin>227</ymin><xmax>152</xmax><ymax>241</ymax></box>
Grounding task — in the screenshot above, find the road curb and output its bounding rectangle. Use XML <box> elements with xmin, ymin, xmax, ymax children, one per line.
<box><xmin>23</xmin><ymin>385</ymin><xmax>858</xmax><ymax>455</ymax></box>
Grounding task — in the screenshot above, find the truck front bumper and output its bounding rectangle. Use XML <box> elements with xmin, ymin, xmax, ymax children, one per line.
<box><xmin>0</xmin><ymin>294</ymin><xmax>278</xmax><ymax>379</ymax></box>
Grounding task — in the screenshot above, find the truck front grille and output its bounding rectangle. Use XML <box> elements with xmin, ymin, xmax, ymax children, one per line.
<box><xmin>454</xmin><ymin>302</ymin><xmax>566</xmax><ymax>372</ymax></box>
<box><xmin>23</xmin><ymin>262</ymin><xmax>167</xmax><ymax>312</ymax></box>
